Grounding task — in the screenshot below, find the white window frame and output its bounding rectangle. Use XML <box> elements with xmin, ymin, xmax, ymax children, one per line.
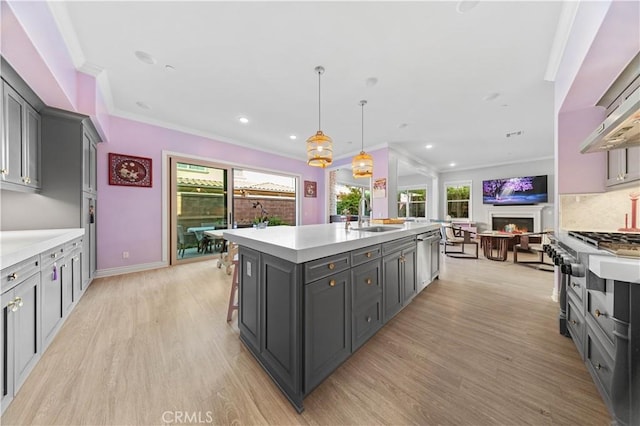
<box><xmin>397</xmin><ymin>186</ymin><xmax>427</xmax><ymax>218</ymax></box>
<box><xmin>444</xmin><ymin>180</ymin><xmax>472</xmax><ymax>220</ymax></box>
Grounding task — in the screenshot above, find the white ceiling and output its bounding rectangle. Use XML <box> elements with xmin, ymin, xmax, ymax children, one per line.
<box><xmin>51</xmin><ymin>1</ymin><xmax>562</xmax><ymax>172</ymax></box>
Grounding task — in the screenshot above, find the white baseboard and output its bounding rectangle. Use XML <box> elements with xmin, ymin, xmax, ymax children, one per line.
<box><xmin>94</xmin><ymin>261</ymin><xmax>168</xmax><ymax>278</ymax></box>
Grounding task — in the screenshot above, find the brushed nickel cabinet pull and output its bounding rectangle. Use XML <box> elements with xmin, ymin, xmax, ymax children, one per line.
<box><xmin>328</xmin><ymin>263</ymin><xmax>335</xmax><ymax>270</ymax></box>
<box><xmin>366</xmin><ymin>316</ymin><xmax>372</xmax><ymax>323</ymax></box>
<box><xmin>8</xmin><ymin>273</ymin><xmax>17</xmax><ymax>281</ymax></box>
<box><xmin>595</xmin><ymin>363</ymin><xmax>602</xmax><ymax>370</ymax></box>
<box><xmin>366</xmin><ymin>252</ymin><xmax>372</xmax><ymax>258</ymax></box>
<box><xmin>365</xmin><ymin>278</ymin><xmax>372</xmax><ymax>285</ymax></box>
<box><xmin>329</xmin><ymin>279</ymin><xmax>336</xmax><ymax>287</ymax></box>
<box><xmin>595</xmin><ymin>309</ymin><xmax>603</xmax><ymax>318</ymax></box>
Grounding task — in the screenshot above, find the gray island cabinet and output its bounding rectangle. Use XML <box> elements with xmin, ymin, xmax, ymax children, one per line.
<box><xmin>223</xmin><ymin>222</ymin><xmax>440</xmax><ymax>412</ymax></box>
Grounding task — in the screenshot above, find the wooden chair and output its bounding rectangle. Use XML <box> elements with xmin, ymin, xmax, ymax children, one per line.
<box><xmin>513</xmin><ymin>231</ymin><xmax>553</xmax><ymax>271</ymax></box>
<box><xmin>226</xmin><ymin>243</ymin><xmax>239</xmax><ymax>322</ymax></box>
<box><xmin>444</xmin><ymin>225</ymin><xmax>478</xmax><ymax>259</ymax></box>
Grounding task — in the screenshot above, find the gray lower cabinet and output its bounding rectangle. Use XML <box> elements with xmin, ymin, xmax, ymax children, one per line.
<box><xmin>1</xmin><ymin>271</ymin><xmax>41</xmax><ymax>413</ymax></box>
<box><xmin>40</xmin><ymin>245</ymin><xmax>66</xmax><ymax>349</ymax></box>
<box><xmin>66</xmin><ymin>238</ymin><xmax>83</xmax><ymax>307</ymax></box>
<box><xmin>382</xmin><ymin>237</ymin><xmax>416</xmax><ymax>322</ymax></box>
<box><xmin>351</xmin><ymin>259</ymin><xmax>382</xmax><ymax>351</ymax></box>
<box><xmin>238</xmin><ymin>236</ymin><xmax>419</xmax><ymax>412</ymax></box>
<box><xmin>565</xmin><ymin>270</ymin><xmax>640</xmax><ymax>426</ymax></box>
<box><xmin>305</xmin><ymin>269</ymin><xmax>351</xmax><ymax>393</ymax></box>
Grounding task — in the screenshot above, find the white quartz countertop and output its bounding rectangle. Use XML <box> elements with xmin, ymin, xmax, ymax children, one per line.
<box><xmin>220</xmin><ymin>222</ymin><xmax>441</xmax><ymax>264</ymax></box>
<box><xmin>589</xmin><ymin>255</ymin><xmax>640</xmax><ymax>284</ymax></box>
<box><xmin>0</xmin><ymin>228</ymin><xmax>85</xmax><ymax>269</ymax></box>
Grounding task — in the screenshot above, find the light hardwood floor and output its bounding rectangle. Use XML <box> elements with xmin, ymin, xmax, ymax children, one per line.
<box><xmin>2</xmin><ymin>250</ymin><xmax>611</xmax><ymax>425</ymax></box>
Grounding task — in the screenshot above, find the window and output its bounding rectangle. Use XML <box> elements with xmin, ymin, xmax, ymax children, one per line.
<box><xmin>397</xmin><ymin>188</ymin><xmax>426</xmax><ymax>218</ymax></box>
<box><xmin>445</xmin><ymin>182</ymin><xmax>471</xmax><ymax>219</ymax></box>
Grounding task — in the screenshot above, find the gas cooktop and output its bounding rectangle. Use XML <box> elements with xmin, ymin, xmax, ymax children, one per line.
<box><xmin>568</xmin><ymin>231</ymin><xmax>640</xmax><ymax>258</ymax></box>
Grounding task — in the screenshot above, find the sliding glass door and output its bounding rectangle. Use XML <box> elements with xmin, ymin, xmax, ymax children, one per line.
<box><xmin>169</xmin><ymin>157</ymin><xmax>230</xmax><ymax>264</ymax></box>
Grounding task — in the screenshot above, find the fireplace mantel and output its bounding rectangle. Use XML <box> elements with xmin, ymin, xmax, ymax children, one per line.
<box><xmin>487</xmin><ymin>205</ymin><xmax>544</xmax><ymax>233</ymax></box>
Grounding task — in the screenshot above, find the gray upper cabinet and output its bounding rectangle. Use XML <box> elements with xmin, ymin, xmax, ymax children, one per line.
<box><xmin>82</xmin><ymin>129</ymin><xmax>98</xmax><ymax>193</ymax></box>
<box><xmin>1</xmin><ymin>81</ymin><xmax>41</xmax><ymax>191</ymax></box>
<box><xmin>606</xmin><ymin>146</ymin><xmax>640</xmax><ymax>187</ymax></box>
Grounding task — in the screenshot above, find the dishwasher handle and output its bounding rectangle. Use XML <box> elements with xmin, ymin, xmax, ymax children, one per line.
<box><xmin>417</xmin><ymin>231</ymin><xmax>441</xmax><ymax>242</ymax></box>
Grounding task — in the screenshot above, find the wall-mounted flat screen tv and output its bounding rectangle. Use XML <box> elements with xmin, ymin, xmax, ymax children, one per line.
<box><xmin>482</xmin><ymin>175</ymin><xmax>548</xmax><ymax>205</ymax></box>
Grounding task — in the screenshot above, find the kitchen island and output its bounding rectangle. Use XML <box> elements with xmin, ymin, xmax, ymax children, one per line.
<box><xmin>222</xmin><ymin>222</ymin><xmax>440</xmax><ymax>412</ymax></box>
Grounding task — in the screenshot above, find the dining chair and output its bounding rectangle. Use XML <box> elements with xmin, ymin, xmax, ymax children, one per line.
<box><xmin>444</xmin><ymin>225</ymin><xmax>478</xmax><ymax>259</ymax></box>
<box><xmin>177</xmin><ymin>225</ymin><xmax>186</xmax><ymax>258</ymax></box>
<box><xmin>513</xmin><ymin>231</ymin><xmax>553</xmax><ymax>271</ymax></box>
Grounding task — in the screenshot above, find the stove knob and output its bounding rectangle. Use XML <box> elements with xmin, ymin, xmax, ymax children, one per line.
<box><xmin>568</xmin><ymin>263</ymin><xmax>585</xmax><ymax>277</ymax></box>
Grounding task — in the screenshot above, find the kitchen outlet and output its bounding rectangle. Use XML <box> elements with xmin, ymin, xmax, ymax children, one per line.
<box><xmin>122</xmin><ymin>251</ymin><xmax>129</xmax><ymax>259</ymax></box>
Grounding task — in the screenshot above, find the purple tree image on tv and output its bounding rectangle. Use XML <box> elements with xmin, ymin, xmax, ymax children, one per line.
<box><xmin>482</xmin><ymin>175</ymin><xmax>548</xmax><ymax>205</ymax></box>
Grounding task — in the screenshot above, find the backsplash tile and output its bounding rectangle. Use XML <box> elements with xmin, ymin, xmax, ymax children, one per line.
<box><xmin>560</xmin><ymin>184</ymin><xmax>640</xmax><ymax>232</ymax></box>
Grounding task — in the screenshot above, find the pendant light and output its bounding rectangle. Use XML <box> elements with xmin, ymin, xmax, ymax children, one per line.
<box><xmin>352</xmin><ymin>100</ymin><xmax>373</xmax><ymax>178</ymax></box>
<box><xmin>306</xmin><ymin>66</ymin><xmax>333</xmax><ymax>168</ymax></box>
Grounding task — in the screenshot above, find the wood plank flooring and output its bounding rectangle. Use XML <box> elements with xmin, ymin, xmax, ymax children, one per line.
<box><xmin>2</xmin><ymin>250</ymin><xmax>611</xmax><ymax>425</ymax></box>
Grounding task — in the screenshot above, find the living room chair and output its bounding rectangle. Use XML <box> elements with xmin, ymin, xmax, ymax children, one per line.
<box><xmin>444</xmin><ymin>225</ymin><xmax>478</xmax><ymax>259</ymax></box>
<box><xmin>513</xmin><ymin>231</ymin><xmax>553</xmax><ymax>271</ymax></box>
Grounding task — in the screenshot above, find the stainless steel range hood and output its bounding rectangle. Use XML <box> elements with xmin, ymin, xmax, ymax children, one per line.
<box><xmin>580</xmin><ymin>85</ymin><xmax>640</xmax><ymax>153</ymax></box>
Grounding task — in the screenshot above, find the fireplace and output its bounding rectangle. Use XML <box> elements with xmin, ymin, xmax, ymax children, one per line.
<box><xmin>492</xmin><ymin>217</ymin><xmax>534</xmax><ymax>233</ymax></box>
<box><xmin>487</xmin><ymin>205</ymin><xmax>544</xmax><ymax>233</ymax></box>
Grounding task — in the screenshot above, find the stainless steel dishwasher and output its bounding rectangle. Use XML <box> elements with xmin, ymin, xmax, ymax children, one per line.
<box><xmin>416</xmin><ymin>228</ymin><xmax>442</xmax><ymax>293</ymax></box>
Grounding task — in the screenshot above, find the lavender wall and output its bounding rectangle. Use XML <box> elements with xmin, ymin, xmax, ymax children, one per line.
<box><xmin>556</xmin><ymin>0</ymin><xmax>639</xmax><ymax>194</ymax></box>
<box><xmin>1</xmin><ymin>1</ymin><xmax>324</xmax><ymax>273</ymax></box>
<box><xmin>98</xmin><ymin>117</ymin><xmax>324</xmax><ymax>270</ymax></box>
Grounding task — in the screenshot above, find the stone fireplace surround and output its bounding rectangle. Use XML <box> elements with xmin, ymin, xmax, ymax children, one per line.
<box><xmin>487</xmin><ymin>205</ymin><xmax>544</xmax><ymax>233</ymax></box>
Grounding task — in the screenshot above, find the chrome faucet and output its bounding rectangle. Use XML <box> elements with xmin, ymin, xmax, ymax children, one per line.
<box><xmin>358</xmin><ymin>190</ymin><xmax>368</xmax><ymax>228</ymax></box>
<box><xmin>342</xmin><ymin>209</ymin><xmax>351</xmax><ymax>230</ymax></box>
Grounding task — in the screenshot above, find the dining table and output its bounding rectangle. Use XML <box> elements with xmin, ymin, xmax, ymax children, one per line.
<box><xmin>477</xmin><ymin>231</ymin><xmax>517</xmax><ymax>261</ymax></box>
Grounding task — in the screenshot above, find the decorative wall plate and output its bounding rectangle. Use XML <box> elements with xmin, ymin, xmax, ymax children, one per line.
<box><xmin>109</xmin><ymin>153</ymin><xmax>152</xmax><ymax>187</ymax></box>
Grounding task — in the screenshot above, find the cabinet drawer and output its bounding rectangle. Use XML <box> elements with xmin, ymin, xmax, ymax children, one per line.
<box><xmin>587</xmin><ymin>289</ymin><xmax>614</xmax><ymax>346</ymax></box>
<box><xmin>351</xmin><ymin>245</ymin><xmax>381</xmax><ymax>267</ymax></box>
<box><xmin>352</xmin><ymin>297</ymin><xmax>382</xmax><ymax>351</ymax></box>
<box><xmin>64</xmin><ymin>237</ymin><xmax>83</xmax><ymax>252</ymax></box>
<box><xmin>40</xmin><ymin>245</ymin><xmax>65</xmax><ymax>268</ymax></box>
<box><xmin>567</xmin><ymin>275</ymin><xmax>585</xmax><ymax>305</ymax></box>
<box><xmin>304</xmin><ymin>252</ymin><xmax>350</xmax><ymax>283</ymax></box>
<box><xmin>586</xmin><ymin>330</ymin><xmax>614</xmax><ymax>401</ymax></box>
<box><xmin>567</xmin><ymin>297</ymin><xmax>585</xmax><ymax>359</ymax></box>
<box><xmin>382</xmin><ymin>236</ymin><xmax>415</xmax><ymax>256</ymax></box>
<box><xmin>351</xmin><ymin>260</ymin><xmax>381</xmax><ymax>306</ymax></box>
<box><xmin>1</xmin><ymin>256</ymin><xmax>39</xmax><ymax>293</ymax></box>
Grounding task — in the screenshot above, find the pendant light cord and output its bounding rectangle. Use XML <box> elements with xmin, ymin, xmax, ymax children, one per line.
<box><xmin>361</xmin><ymin>102</ymin><xmax>364</xmax><ymax>152</ymax></box>
<box><xmin>318</xmin><ymin>69</ymin><xmax>322</xmax><ymax>130</ymax></box>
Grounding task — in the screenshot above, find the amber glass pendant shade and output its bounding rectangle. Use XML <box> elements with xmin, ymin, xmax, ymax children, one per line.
<box><xmin>307</xmin><ymin>130</ymin><xmax>333</xmax><ymax>168</ymax></box>
<box><xmin>352</xmin><ymin>151</ymin><xmax>373</xmax><ymax>178</ymax></box>
<box><xmin>353</xmin><ymin>99</ymin><xmax>373</xmax><ymax>178</ymax></box>
<box><xmin>307</xmin><ymin>66</ymin><xmax>333</xmax><ymax>168</ymax></box>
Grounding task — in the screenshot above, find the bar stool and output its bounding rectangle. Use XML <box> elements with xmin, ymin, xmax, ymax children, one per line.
<box><xmin>226</xmin><ymin>243</ymin><xmax>239</xmax><ymax>322</ymax></box>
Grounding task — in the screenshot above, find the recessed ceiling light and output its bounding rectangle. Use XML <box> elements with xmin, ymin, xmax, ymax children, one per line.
<box><xmin>449</xmin><ymin>162</ymin><xmax>456</xmax><ymax>167</ymax></box>
<box><xmin>456</xmin><ymin>1</ymin><xmax>479</xmax><ymax>14</ymax></box>
<box><xmin>134</xmin><ymin>50</ymin><xmax>157</xmax><ymax>65</ymax></box>
<box><xmin>425</xmin><ymin>144</ymin><xmax>433</xmax><ymax>149</ymax></box>
<box><xmin>289</xmin><ymin>135</ymin><xmax>297</xmax><ymax>140</ymax></box>
<box><xmin>483</xmin><ymin>92</ymin><xmax>500</xmax><ymax>101</ymax></box>
<box><xmin>398</xmin><ymin>123</ymin><xmax>409</xmax><ymax>129</ymax></box>
<box><xmin>365</xmin><ymin>77</ymin><xmax>378</xmax><ymax>87</ymax></box>
<box><xmin>164</xmin><ymin>64</ymin><xmax>176</xmax><ymax>72</ymax></box>
<box><xmin>136</xmin><ymin>101</ymin><xmax>151</xmax><ymax>110</ymax></box>
<box><xmin>237</xmin><ymin>116</ymin><xmax>249</xmax><ymax>124</ymax></box>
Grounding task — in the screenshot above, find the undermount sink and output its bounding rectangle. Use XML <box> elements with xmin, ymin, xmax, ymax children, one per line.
<box><xmin>352</xmin><ymin>226</ymin><xmax>401</xmax><ymax>233</ymax></box>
